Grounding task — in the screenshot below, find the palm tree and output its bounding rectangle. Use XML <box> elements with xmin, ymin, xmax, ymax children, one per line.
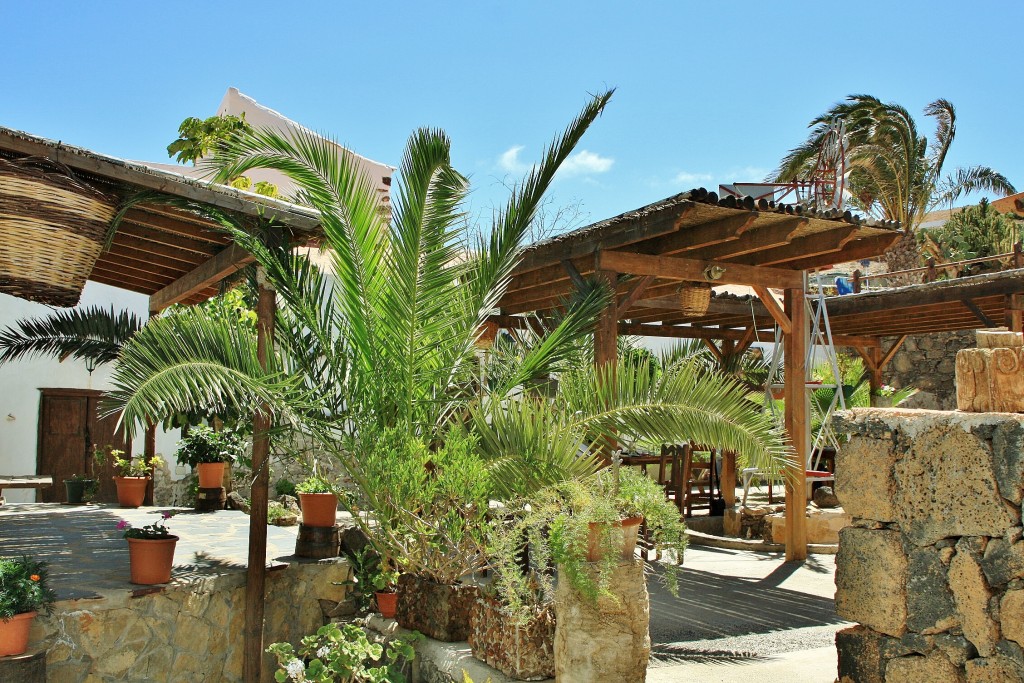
<box><xmin>0</xmin><ymin>306</ymin><xmax>143</xmax><ymax>368</ymax></box>
<box><xmin>103</xmin><ymin>90</ymin><xmax>789</xmax><ymax>500</ymax></box>
<box><xmin>773</xmin><ymin>95</ymin><xmax>1016</xmax><ymax>274</ymax></box>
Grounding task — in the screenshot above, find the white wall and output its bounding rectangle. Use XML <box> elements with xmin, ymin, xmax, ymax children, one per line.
<box><xmin>0</xmin><ymin>283</ymin><xmax>182</xmax><ymax>502</ymax></box>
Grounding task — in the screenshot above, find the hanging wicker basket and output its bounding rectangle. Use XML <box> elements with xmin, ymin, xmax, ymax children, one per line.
<box><xmin>0</xmin><ymin>156</ymin><xmax>117</xmax><ymax>307</ymax></box>
<box><xmin>678</xmin><ymin>281</ymin><xmax>712</xmax><ymax>317</ymax></box>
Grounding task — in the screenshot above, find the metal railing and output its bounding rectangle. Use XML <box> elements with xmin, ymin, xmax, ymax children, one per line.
<box><xmin>850</xmin><ymin>242</ymin><xmax>1023</xmax><ymax>293</ymax></box>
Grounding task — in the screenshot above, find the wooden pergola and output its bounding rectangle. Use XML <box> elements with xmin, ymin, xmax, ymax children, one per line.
<box><xmin>492</xmin><ymin>189</ymin><xmax>904</xmax><ymax>561</ymax></box>
<box><xmin>0</xmin><ymin>126</ymin><xmax>334</xmax><ymax>683</ymax></box>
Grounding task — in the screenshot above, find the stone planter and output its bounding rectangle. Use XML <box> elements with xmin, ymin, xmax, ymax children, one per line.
<box><xmin>395</xmin><ymin>573</ymin><xmax>479</xmax><ymax>642</ymax></box>
<box><xmin>0</xmin><ymin>610</ymin><xmax>36</xmax><ymax>657</ymax></box>
<box><xmin>555</xmin><ymin>559</ymin><xmax>650</xmax><ymax>683</ymax></box>
<box><xmin>468</xmin><ymin>594</ymin><xmax>554</xmax><ymax>680</ymax></box>
<box><xmin>113</xmin><ymin>476</ymin><xmax>149</xmax><ymax>508</ymax></box>
<box><xmin>127</xmin><ymin>536</ymin><xmax>178</xmax><ymax>585</ymax></box>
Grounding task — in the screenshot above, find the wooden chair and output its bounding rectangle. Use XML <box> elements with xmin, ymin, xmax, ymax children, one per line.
<box><xmin>681</xmin><ymin>445</ymin><xmax>717</xmax><ymax>517</ymax></box>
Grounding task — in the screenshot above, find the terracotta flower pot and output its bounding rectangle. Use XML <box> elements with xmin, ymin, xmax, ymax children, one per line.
<box><xmin>113</xmin><ymin>476</ymin><xmax>149</xmax><ymax>508</ymax></box>
<box><xmin>586</xmin><ymin>515</ymin><xmax>643</xmax><ymax>562</ymax></box>
<box><xmin>127</xmin><ymin>536</ymin><xmax>178</xmax><ymax>585</ymax></box>
<box><xmin>375</xmin><ymin>591</ymin><xmax>398</xmax><ymax>619</ymax></box>
<box><xmin>298</xmin><ymin>492</ymin><xmax>338</xmax><ymax>527</ymax></box>
<box><xmin>0</xmin><ymin>610</ymin><xmax>36</xmax><ymax>657</ymax></box>
<box><xmin>196</xmin><ymin>462</ymin><xmax>226</xmax><ymax>489</ymax></box>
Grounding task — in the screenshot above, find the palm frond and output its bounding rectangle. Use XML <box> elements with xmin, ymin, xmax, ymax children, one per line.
<box><xmin>0</xmin><ymin>306</ymin><xmax>144</xmax><ymax>366</ymax></box>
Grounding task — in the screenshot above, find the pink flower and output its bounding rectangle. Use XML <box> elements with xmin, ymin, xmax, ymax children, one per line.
<box><xmin>161</xmin><ymin>512</ymin><xmax>172</xmax><ymax>520</ymax></box>
<box><xmin>116</xmin><ymin>520</ymin><xmax>130</xmax><ymax>530</ymax></box>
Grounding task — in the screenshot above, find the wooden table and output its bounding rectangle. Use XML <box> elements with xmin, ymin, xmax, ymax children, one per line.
<box><xmin>0</xmin><ymin>476</ymin><xmax>53</xmax><ymax>505</ymax></box>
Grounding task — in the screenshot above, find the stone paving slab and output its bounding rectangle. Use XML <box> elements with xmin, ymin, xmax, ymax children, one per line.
<box><xmin>0</xmin><ymin>503</ymin><xmax>300</xmax><ymax>600</ymax></box>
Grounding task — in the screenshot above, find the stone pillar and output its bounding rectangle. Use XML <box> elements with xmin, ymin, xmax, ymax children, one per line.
<box><xmin>555</xmin><ymin>559</ymin><xmax>650</xmax><ymax>682</ymax></box>
<box><xmin>832</xmin><ymin>409</ymin><xmax>1024</xmax><ymax>682</ymax></box>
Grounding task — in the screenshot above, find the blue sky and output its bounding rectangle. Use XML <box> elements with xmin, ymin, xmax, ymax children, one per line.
<box><xmin>1</xmin><ymin>1</ymin><xmax>1020</xmax><ymax>232</ymax></box>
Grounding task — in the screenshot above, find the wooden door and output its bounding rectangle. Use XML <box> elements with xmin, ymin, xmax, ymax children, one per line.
<box><xmin>37</xmin><ymin>390</ymin><xmax>131</xmax><ymax>503</ymax></box>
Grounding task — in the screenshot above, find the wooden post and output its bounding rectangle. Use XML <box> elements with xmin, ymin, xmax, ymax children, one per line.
<box><xmin>1006</xmin><ymin>294</ymin><xmax>1024</xmax><ymax>333</ymax></box>
<box><xmin>721</xmin><ymin>450</ymin><xmax>737</xmax><ymax>507</ymax></box>
<box><xmin>1014</xmin><ymin>241</ymin><xmax>1022</xmax><ymax>269</ymax></box>
<box><xmin>925</xmin><ymin>257</ymin><xmax>937</xmax><ymax>283</ymax></box>
<box><xmin>244</xmin><ymin>270</ymin><xmax>276</xmax><ymax>683</ymax></box>
<box><xmin>143</xmin><ymin>424</ymin><xmax>157</xmax><ymax>505</ymax></box>
<box><xmin>867</xmin><ymin>347</ymin><xmax>883</xmax><ymax>407</ymax></box>
<box><xmin>595</xmin><ymin>268</ymin><xmax>618</xmax><ymax>456</ymax></box>
<box><xmin>783</xmin><ymin>287</ymin><xmax>808</xmax><ymax>562</ymax></box>
<box><xmin>851</xmin><ymin>269</ymin><xmax>862</xmax><ymax>293</ymax></box>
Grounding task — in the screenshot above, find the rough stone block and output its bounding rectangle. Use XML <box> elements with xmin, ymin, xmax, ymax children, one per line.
<box><xmin>958</xmin><ymin>349</ymin><xmax>993</xmax><ymax>412</ymax></box>
<box><xmin>395</xmin><ymin>574</ymin><xmax>479</xmax><ymax>642</ymax></box>
<box><xmin>977</xmin><ymin>330</ymin><xmax>1024</xmax><ymax>348</ymax></box>
<box><xmin>965</xmin><ymin>653</ymin><xmax>1024</xmax><ymax>682</ymax></box>
<box><xmin>885</xmin><ymin>651</ymin><xmax>964</xmax><ymax>682</ymax></box>
<box><xmin>893</xmin><ymin>424</ymin><xmax>1017</xmax><ymax>546</ymax></box>
<box><xmin>554</xmin><ymin>559</ymin><xmax>650</xmax><ymax>683</ymax></box>
<box><xmin>766</xmin><ymin>506</ymin><xmax>850</xmax><ymax>545</ymax></box>
<box><xmin>949</xmin><ymin>546</ymin><xmax>1001</xmax><ymax>657</ymax></box>
<box><xmin>981</xmin><ymin>538</ymin><xmax>1024</xmax><ymax>587</ymax></box>
<box><xmin>992</xmin><ymin>421</ymin><xmax>1024</xmax><ymax>505</ymax></box>
<box><xmin>933</xmin><ymin>633</ymin><xmax>978</xmax><ymax>667</ymax></box>
<box><xmin>1002</xmin><ymin>591</ymin><xmax>1024</xmax><ymax>648</ymax></box>
<box><xmin>835</xmin><ymin>625</ymin><xmax>910</xmax><ymax>683</ymax></box>
<box><xmin>835</xmin><ymin>528</ymin><xmax>908</xmax><ymax>637</ymax></box>
<box><xmin>907</xmin><ymin>546</ymin><xmax>959</xmax><ymax>634</ymax></box>
<box><xmin>835</xmin><ymin>436</ymin><xmax>897</xmax><ymax>522</ymax></box>
<box><xmin>468</xmin><ymin>595</ymin><xmax>554</xmax><ymax>680</ymax></box>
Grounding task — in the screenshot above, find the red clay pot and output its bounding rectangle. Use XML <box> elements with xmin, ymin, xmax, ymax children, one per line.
<box><xmin>376</xmin><ymin>591</ymin><xmax>398</xmax><ymax>619</ymax></box>
<box><xmin>127</xmin><ymin>536</ymin><xmax>178</xmax><ymax>584</ymax></box>
<box><xmin>113</xmin><ymin>476</ymin><xmax>149</xmax><ymax>508</ymax></box>
<box><xmin>0</xmin><ymin>610</ymin><xmax>36</xmax><ymax>657</ymax></box>
<box><xmin>586</xmin><ymin>515</ymin><xmax>643</xmax><ymax>562</ymax></box>
<box><xmin>196</xmin><ymin>462</ymin><xmax>226</xmax><ymax>489</ymax></box>
<box><xmin>298</xmin><ymin>492</ymin><xmax>338</xmax><ymax>527</ymax></box>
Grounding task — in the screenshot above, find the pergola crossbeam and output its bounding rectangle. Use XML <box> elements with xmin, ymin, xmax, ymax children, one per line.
<box><xmin>598</xmin><ymin>250</ymin><xmax>803</xmax><ymax>289</ymax></box>
<box><xmin>149</xmin><ymin>244</ymin><xmax>255</xmax><ymax>312</ymax></box>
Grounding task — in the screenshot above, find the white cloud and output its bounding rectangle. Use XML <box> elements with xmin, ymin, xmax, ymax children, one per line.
<box><xmin>724</xmin><ymin>166</ymin><xmax>770</xmax><ymax>182</ymax></box>
<box><xmin>498</xmin><ymin>145</ymin><xmax>529</xmax><ymax>174</ymax></box>
<box><xmin>673</xmin><ymin>170</ymin><xmax>714</xmax><ymax>185</ymax></box>
<box><xmin>558</xmin><ymin>150</ymin><xmax>614</xmax><ymax>177</ymax></box>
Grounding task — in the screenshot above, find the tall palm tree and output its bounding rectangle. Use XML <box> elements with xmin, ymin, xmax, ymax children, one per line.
<box><xmin>103</xmin><ymin>91</ymin><xmax>789</xmax><ymax>496</ymax></box>
<box><xmin>773</xmin><ymin>95</ymin><xmax>1016</xmax><ymax>273</ymax></box>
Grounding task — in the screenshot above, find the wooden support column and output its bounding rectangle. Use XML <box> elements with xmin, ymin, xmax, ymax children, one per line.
<box><xmin>595</xmin><ymin>268</ymin><xmax>618</xmax><ymax>456</ymax></box>
<box><xmin>866</xmin><ymin>347</ymin><xmax>883</xmax><ymax>407</ymax></box>
<box><xmin>244</xmin><ymin>269</ymin><xmax>276</xmax><ymax>683</ymax></box>
<box><xmin>721</xmin><ymin>451</ymin><xmax>737</xmax><ymax>507</ymax></box>
<box><xmin>144</xmin><ymin>309</ymin><xmax>157</xmax><ymax>506</ymax></box>
<box><xmin>1005</xmin><ymin>294</ymin><xmax>1024</xmax><ymax>333</ymax></box>
<box><xmin>783</xmin><ymin>287</ymin><xmax>808</xmax><ymax>562</ymax></box>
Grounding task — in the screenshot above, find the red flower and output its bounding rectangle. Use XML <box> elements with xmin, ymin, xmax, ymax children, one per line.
<box><xmin>30</xmin><ymin>574</ymin><xmax>40</xmax><ymax>582</ymax></box>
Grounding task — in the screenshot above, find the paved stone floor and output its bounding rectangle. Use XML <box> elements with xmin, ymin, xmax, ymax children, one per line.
<box><xmin>0</xmin><ymin>503</ymin><xmax>300</xmax><ymax>599</ymax></box>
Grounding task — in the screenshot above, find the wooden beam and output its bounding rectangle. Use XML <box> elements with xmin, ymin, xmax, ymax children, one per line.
<box><xmin>641</xmin><ymin>212</ymin><xmax>759</xmax><ymax>256</ymax></box>
<box><xmin>150</xmin><ymin>244</ymin><xmax>255</xmax><ymax>312</ymax></box>
<box><xmin>961</xmin><ymin>298</ymin><xmax>997</xmax><ymax>327</ymax></box>
<box><xmin>1006</xmin><ymin>293</ymin><xmax>1024</xmax><ymax>332</ymax></box>
<box><xmin>616</xmin><ymin>276</ymin><xmax>654</xmax><ymax>318</ymax></box>
<box><xmin>784</xmin><ymin>287</ymin><xmax>808</xmax><ymax>561</ymax></box>
<box><xmin>752</xmin><ymin>286</ymin><xmax>792</xmax><ymax>335</ymax></box>
<box><xmin>618</xmin><ymin>323</ymin><xmax>753</xmax><ymax>340</ymax></box>
<box><xmin>831</xmin><ymin>335</ymin><xmax>882</xmax><ymax>348</ymax></box>
<box><xmin>595</xmin><ymin>270</ymin><xmax>618</xmax><ymax>370</ymax></box>
<box><xmin>701</xmin><ymin>338</ymin><xmax>724</xmax><ymax>364</ymax></box>
<box><xmin>514</xmin><ymin>202</ymin><xmax>695</xmax><ymax>274</ymax></box>
<box><xmin>124</xmin><ymin>209</ymin><xmax>232</xmax><ymax>244</ymax></box>
<box><xmin>735</xmin><ymin>326</ymin><xmax>757</xmax><ymax>356</ymax></box>
<box><xmin>731</xmin><ymin>226</ymin><xmax>858</xmax><ymax>267</ymax></box>
<box><xmin>879</xmin><ymin>335</ymin><xmax>908</xmax><ymax>371</ymax></box>
<box><xmin>776</xmin><ymin>233</ymin><xmax>903</xmax><ymax>271</ymax></box>
<box><xmin>561</xmin><ymin>259</ymin><xmax>587</xmax><ymax>290</ymax></box>
<box><xmin>826</xmin><ymin>274</ymin><xmax>1024</xmax><ymax>318</ymax></box>
<box><xmin>598</xmin><ymin>250</ymin><xmax>803</xmax><ymax>290</ymax></box>
<box><xmin>687</xmin><ymin>217</ymin><xmax>807</xmax><ymax>262</ymax></box>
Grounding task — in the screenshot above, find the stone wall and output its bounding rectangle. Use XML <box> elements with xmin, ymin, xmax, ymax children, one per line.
<box><xmin>31</xmin><ymin>558</ymin><xmax>351</xmax><ymax>682</ymax></box>
<box><xmin>880</xmin><ymin>330</ymin><xmax>975</xmax><ymax>410</ymax></box>
<box><xmin>832</xmin><ymin>408</ymin><xmax>1024</xmax><ymax>682</ymax></box>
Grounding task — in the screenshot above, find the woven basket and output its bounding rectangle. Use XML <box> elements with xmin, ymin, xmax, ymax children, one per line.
<box><xmin>678</xmin><ymin>282</ymin><xmax>712</xmax><ymax>317</ymax></box>
<box><xmin>0</xmin><ymin>156</ymin><xmax>117</xmax><ymax>306</ymax></box>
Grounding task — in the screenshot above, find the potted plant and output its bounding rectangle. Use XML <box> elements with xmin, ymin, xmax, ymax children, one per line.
<box><xmin>63</xmin><ymin>473</ymin><xmax>98</xmax><ymax>505</ymax></box>
<box><xmin>97</xmin><ymin>445</ymin><xmax>163</xmax><ymax>508</ymax></box>
<box><xmin>117</xmin><ymin>512</ymin><xmax>177</xmax><ymax>585</ymax></box>
<box><xmin>0</xmin><ymin>555</ymin><xmax>56</xmax><ymax>656</ymax></box>
<box><xmin>267</xmin><ymin>622</ymin><xmax>419</xmax><ymax>682</ymax></box>
<box><xmin>295</xmin><ymin>475</ymin><xmax>338</xmax><ymax>528</ymax></box>
<box><xmin>174</xmin><ymin>426</ymin><xmax>242</xmax><ymax>489</ymax></box>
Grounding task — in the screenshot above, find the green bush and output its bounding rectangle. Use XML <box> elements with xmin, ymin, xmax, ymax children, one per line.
<box><xmin>175</xmin><ymin>426</ymin><xmax>244</xmax><ymax>467</ymax></box>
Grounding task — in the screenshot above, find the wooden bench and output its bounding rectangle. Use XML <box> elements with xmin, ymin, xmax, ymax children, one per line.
<box><xmin>0</xmin><ymin>476</ymin><xmax>53</xmax><ymax>505</ymax></box>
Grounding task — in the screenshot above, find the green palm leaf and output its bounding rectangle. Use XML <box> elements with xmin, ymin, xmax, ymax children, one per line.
<box><xmin>0</xmin><ymin>305</ymin><xmax>144</xmax><ymax>366</ymax></box>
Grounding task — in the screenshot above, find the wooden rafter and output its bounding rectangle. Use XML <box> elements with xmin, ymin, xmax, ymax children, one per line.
<box><xmin>752</xmin><ymin>286</ymin><xmax>792</xmax><ymax>335</ymax></box>
<box><xmin>150</xmin><ymin>244</ymin><xmax>255</xmax><ymax>312</ymax></box>
<box><xmin>598</xmin><ymin>250</ymin><xmax>803</xmax><ymax>290</ymax></box>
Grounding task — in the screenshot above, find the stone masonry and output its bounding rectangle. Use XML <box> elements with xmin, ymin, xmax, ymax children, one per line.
<box><xmin>31</xmin><ymin>558</ymin><xmax>351</xmax><ymax>682</ymax></box>
<box><xmin>833</xmin><ymin>408</ymin><xmax>1024</xmax><ymax>682</ymax></box>
<box><xmin>880</xmin><ymin>330</ymin><xmax>975</xmax><ymax>410</ymax></box>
